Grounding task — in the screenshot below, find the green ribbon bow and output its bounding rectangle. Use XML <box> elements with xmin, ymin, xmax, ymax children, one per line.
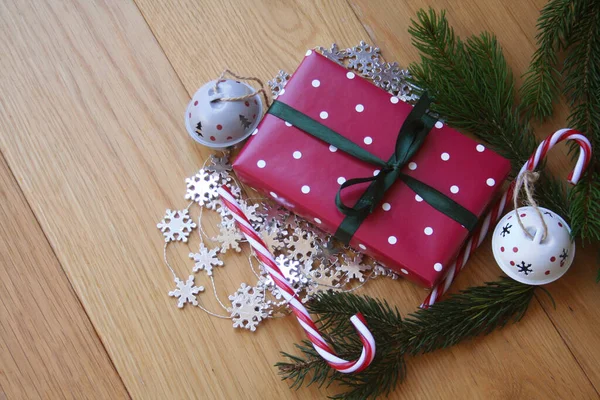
<box><xmin>267</xmin><ymin>93</ymin><xmax>478</xmax><ymax>244</ymax></box>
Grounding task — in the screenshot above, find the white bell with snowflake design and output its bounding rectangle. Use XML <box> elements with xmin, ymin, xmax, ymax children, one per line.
<box><xmin>185</xmin><ymin>73</ymin><xmax>263</xmax><ymax>149</ymax></box>
<box><xmin>492</xmin><ymin>206</ymin><xmax>575</xmax><ymax>285</ymax></box>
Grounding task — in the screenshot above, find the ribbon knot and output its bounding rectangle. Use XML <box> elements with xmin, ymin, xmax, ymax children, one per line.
<box><xmin>267</xmin><ymin>92</ymin><xmax>479</xmax><ymax>245</ymax></box>
<box><xmin>334</xmin><ymin>93</ymin><xmax>434</xmax><ymax>220</ymax></box>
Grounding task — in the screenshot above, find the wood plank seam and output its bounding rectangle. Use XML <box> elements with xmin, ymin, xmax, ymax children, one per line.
<box><xmin>0</xmin><ymin>149</ymin><xmax>132</xmax><ymax>399</ymax></box>
<box><xmin>533</xmin><ymin>292</ymin><xmax>600</xmax><ymax>397</ymax></box>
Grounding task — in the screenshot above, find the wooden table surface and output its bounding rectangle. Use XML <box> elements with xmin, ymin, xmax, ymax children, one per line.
<box><xmin>1</xmin><ymin>0</ymin><xmax>599</xmax><ymax>398</ymax></box>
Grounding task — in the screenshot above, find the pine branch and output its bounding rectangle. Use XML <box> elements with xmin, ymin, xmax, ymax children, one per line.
<box><xmin>277</xmin><ymin>279</ymin><xmax>536</xmax><ymax>399</ymax></box>
<box><xmin>520</xmin><ymin>0</ymin><xmax>576</xmax><ymax>120</ymax></box>
<box><xmin>407</xmin><ymin>8</ymin><xmax>536</xmax><ymax>176</ymax></box>
<box><xmin>563</xmin><ymin>0</ymin><xmax>600</xmax><ymax>242</ymax></box>
<box><xmin>399</xmin><ymin>278</ymin><xmax>535</xmax><ymax>355</ymax></box>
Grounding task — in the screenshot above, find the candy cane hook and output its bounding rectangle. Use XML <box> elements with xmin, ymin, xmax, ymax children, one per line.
<box><xmin>218</xmin><ymin>186</ymin><xmax>376</xmax><ymax>373</ymax></box>
<box><xmin>422</xmin><ymin>128</ymin><xmax>592</xmax><ymax>307</ymax></box>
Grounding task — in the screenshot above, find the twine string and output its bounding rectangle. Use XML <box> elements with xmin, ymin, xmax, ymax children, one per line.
<box><xmin>513</xmin><ymin>170</ymin><xmax>548</xmax><ymax>241</ymax></box>
<box><xmin>213</xmin><ymin>69</ymin><xmax>270</xmax><ymax>108</ymax></box>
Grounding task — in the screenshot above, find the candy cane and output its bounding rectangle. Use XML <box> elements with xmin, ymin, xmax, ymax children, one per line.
<box><xmin>422</xmin><ymin>128</ymin><xmax>592</xmax><ymax>307</ymax></box>
<box><xmin>218</xmin><ymin>186</ymin><xmax>376</xmax><ymax>373</ymax></box>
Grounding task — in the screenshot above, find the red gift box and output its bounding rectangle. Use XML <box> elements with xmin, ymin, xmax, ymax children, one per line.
<box><xmin>233</xmin><ymin>51</ymin><xmax>511</xmax><ymax>287</ymax></box>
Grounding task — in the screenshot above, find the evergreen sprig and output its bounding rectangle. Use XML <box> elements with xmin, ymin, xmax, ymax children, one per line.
<box><xmin>407</xmin><ymin>8</ymin><xmax>536</xmax><ymax>174</ymax></box>
<box><xmin>520</xmin><ymin>0</ymin><xmax>600</xmax><ymax>243</ymax></box>
<box><xmin>277</xmin><ymin>279</ymin><xmax>536</xmax><ymax>399</ymax></box>
<box><xmin>520</xmin><ymin>0</ymin><xmax>575</xmax><ymax>120</ymax></box>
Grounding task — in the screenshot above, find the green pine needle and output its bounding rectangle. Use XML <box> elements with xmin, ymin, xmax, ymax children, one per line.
<box><xmin>520</xmin><ymin>0</ymin><xmax>576</xmax><ymax>120</ymax></box>
<box><xmin>277</xmin><ymin>279</ymin><xmax>536</xmax><ymax>399</ymax></box>
<box><xmin>407</xmin><ymin>8</ymin><xmax>536</xmax><ymax>176</ymax></box>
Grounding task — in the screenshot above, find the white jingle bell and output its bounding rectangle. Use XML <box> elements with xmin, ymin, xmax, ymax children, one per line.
<box><xmin>185</xmin><ymin>79</ymin><xmax>263</xmax><ymax>148</ymax></box>
<box><xmin>492</xmin><ymin>206</ymin><xmax>575</xmax><ymax>285</ymax></box>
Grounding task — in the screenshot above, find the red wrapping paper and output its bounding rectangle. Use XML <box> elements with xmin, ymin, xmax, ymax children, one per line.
<box><xmin>234</xmin><ymin>51</ymin><xmax>511</xmax><ymax>287</ymax></box>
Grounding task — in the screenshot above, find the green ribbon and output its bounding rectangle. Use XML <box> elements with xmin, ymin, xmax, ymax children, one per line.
<box><xmin>267</xmin><ymin>93</ymin><xmax>478</xmax><ymax>244</ymax></box>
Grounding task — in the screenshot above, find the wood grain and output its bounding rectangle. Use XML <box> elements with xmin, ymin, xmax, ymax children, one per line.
<box><xmin>0</xmin><ymin>0</ymin><xmax>598</xmax><ymax>398</ymax></box>
<box><xmin>0</xmin><ymin>153</ymin><xmax>129</xmax><ymax>399</ymax></box>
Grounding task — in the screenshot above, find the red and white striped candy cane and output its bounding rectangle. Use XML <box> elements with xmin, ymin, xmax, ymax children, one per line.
<box><xmin>422</xmin><ymin>128</ymin><xmax>592</xmax><ymax>307</ymax></box>
<box><xmin>218</xmin><ymin>186</ymin><xmax>376</xmax><ymax>373</ymax></box>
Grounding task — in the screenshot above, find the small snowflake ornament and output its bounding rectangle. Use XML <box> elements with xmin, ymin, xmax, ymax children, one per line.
<box><xmin>346</xmin><ymin>41</ymin><xmax>381</xmax><ymax>75</ymax></box>
<box><xmin>257</xmin><ymin>202</ymin><xmax>290</xmax><ymax>230</ymax></box>
<box><xmin>338</xmin><ymin>254</ymin><xmax>372</xmax><ymax>282</ymax></box>
<box><xmin>268</xmin><ymin>70</ymin><xmax>290</xmax><ymax>96</ymax></box>
<box><xmin>258</xmin><ymin>254</ymin><xmax>304</xmax><ymax>299</ymax></box>
<box><xmin>189</xmin><ymin>243</ymin><xmax>223</xmax><ymax>276</ymax></box>
<box><xmin>214</xmin><ymin>223</ymin><xmax>244</xmax><ymax>253</ymax></box>
<box><xmin>206</xmin><ymin>154</ymin><xmax>233</xmax><ymax>179</ymax></box>
<box><xmin>314</xmin><ymin>237</ymin><xmax>342</xmax><ymax>264</ymax></box>
<box><xmin>284</xmin><ymin>227</ymin><xmax>317</xmax><ymax>263</ymax></box>
<box><xmin>261</xmin><ymin>226</ymin><xmax>286</xmax><ymax>252</ymax></box>
<box><xmin>304</xmin><ymin>264</ymin><xmax>344</xmax><ymax>300</ymax></box>
<box><xmin>369</xmin><ymin>61</ymin><xmax>405</xmax><ymax>93</ymax></box>
<box><xmin>184</xmin><ymin>169</ymin><xmax>219</xmax><ymax>207</ymax></box>
<box><xmin>228</xmin><ymin>283</ymin><xmax>272</xmax><ymax>331</ymax></box>
<box><xmin>373</xmin><ymin>263</ymin><xmax>400</xmax><ymax>280</ymax></box>
<box><xmin>317</xmin><ymin>43</ymin><xmax>347</xmax><ymax>66</ymax></box>
<box><xmin>157</xmin><ymin>208</ymin><xmax>197</xmax><ymax>242</ymax></box>
<box><xmin>169</xmin><ymin>275</ymin><xmax>204</xmax><ymax>308</ymax></box>
<box><xmin>240</xmin><ymin>201</ymin><xmax>264</xmax><ymax>227</ymax></box>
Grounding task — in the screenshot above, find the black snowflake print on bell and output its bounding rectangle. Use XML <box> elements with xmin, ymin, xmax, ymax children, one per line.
<box><xmin>185</xmin><ymin>73</ymin><xmax>264</xmax><ymax>149</ymax></box>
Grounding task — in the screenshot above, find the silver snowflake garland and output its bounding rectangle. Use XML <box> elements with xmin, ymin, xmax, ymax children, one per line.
<box><xmin>373</xmin><ymin>263</ymin><xmax>400</xmax><ymax>280</ymax></box>
<box><xmin>346</xmin><ymin>41</ymin><xmax>381</xmax><ymax>75</ymax></box>
<box><xmin>261</xmin><ymin>226</ymin><xmax>286</xmax><ymax>252</ymax></box>
<box><xmin>189</xmin><ymin>243</ymin><xmax>223</xmax><ymax>276</ymax></box>
<box><xmin>313</xmin><ymin>236</ymin><xmax>341</xmax><ymax>264</ymax></box>
<box><xmin>369</xmin><ymin>61</ymin><xmax>405</xmax><ymax>94</ymax></box>
<box><xmin>338</xmin><ymin>253</ymin><xmax>372</xmax><ymax>282</ymax></box>
<box><xmin>305</xmin><ymin>263</ymin><xmax>344</xmax><ymax>300</ymax></box>
<box><xmin>257</xmin><ymin>202</ymin><xmax>290</xmax><ymax>230</ymax></box>
<box><xmin>214</xmin><ymin>223</ymin><xmax>244</xmax><ymax>253</ymax></box>
<box><xmin>169</xmin><ymin>275</ymin><xmax>204</xmax><ymax>308</ymax></box>
<box><xmin>268</xmin><ymin>70</ymin><xmax>290</xmax><ymax>96</ymax></box>
<box><xmin>317</xmin><ymin>43</ymin><xmax>346</xmax><ymax>65</ymax></box>
<box><xmin>157</xmin><ymin>208</ymin><xmax>196</xmax><ymax>242</ymax></box>
<box><xmin>284</xmin><ymin>227</ymin><xmax>317</xmax><ymax>263</ymax></box>
<box><xmin>206</xmin><ymin>153</ymin><xmax>232</xmax><ymax>179</ymax></box>
<box><xmin>184</xmin><ymin>169</ymin><xmax>219</xmax><ymax>207</ymax></box>
<box><xmin>228</xmin><ymin>283</ymin><xmax>272</xmax><ymax>331</ymax></box>
<box><xmin>258</xmin><ymin>254</ymin><xmax>303</xmax><ymax>299</ymax></box>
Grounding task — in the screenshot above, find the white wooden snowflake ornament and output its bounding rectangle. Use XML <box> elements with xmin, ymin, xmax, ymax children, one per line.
<box><xmin>169</xmin><ymin>275</ymin><xmax>204</xmax><ymax>308</ymax></box>
<box><xmin>189</xmin><ymin>243</ymin><xmax>223</xmax><ymax>276</ymax></box>
<box><xmin>157</xmin><ymin>208</ymin><xmax>197</xmax><ymax>242</ymax></box>
<box><xmin>184</xmin><ymin>169</ymin><xmax>219</xmax><ymax>207</ymax></box>
<box><xmin>228</xmin><ymin>283</ymin><xmax>272</xmax><ymax>331</ymax></box>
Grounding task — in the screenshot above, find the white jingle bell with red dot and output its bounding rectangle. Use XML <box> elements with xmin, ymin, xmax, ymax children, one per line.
<box><xmin>492</xmin><ymin>206</ymin><xmax>575</xmax><ymax>285</ymax></box>
<box><xmin>185</xmin><ymin>79</ymin><xmax>263</xmax><ymax>148</ymax></box>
